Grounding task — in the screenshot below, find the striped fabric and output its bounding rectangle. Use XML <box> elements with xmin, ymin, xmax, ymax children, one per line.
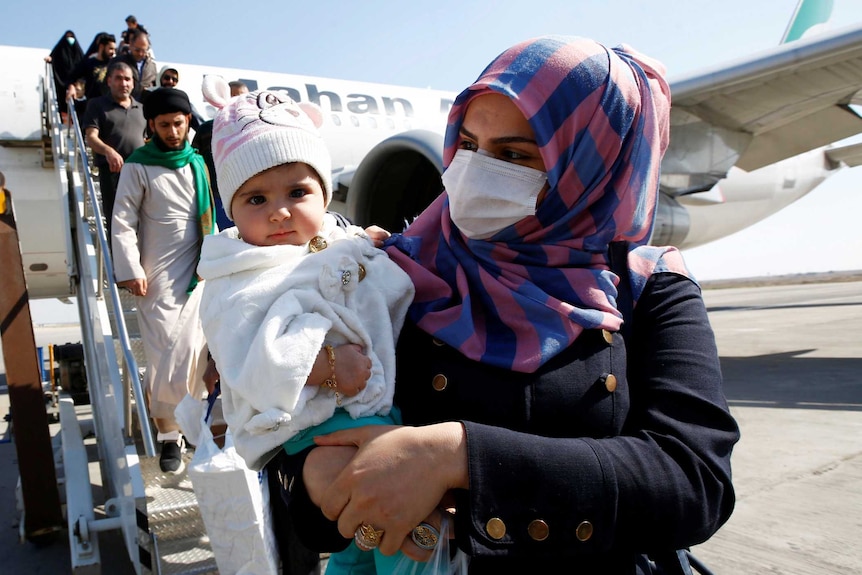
<box><xmin>385</xmin><ymin>36</ymin><xmax>691</xmax><ymax>373</ymax></box>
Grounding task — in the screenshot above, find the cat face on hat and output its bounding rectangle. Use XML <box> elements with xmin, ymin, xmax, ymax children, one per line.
<box><xmin>203</xmin><ymin>75</ymin><xmax>332</xmax><ymax>220</ymax></box>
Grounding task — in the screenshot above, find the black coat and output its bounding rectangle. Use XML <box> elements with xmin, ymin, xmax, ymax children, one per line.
<box><xmin>278</xmin><ymin>272</ymin><xmax>739</xmax><ymax>574</ymax></box>
<box><xmin>49</xmin><ymin>31</ymin><xmax>84</xmax><ymax>111</ymax></box>
<box><xmin>392</xmin><ymin>272</ymin><xmax>738</xmax><ymax>573</ymax></box>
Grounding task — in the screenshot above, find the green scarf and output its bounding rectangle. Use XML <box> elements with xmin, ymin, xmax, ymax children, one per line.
<box><xmin>126</xmin><ymin>140</ymin><xmax>214</xmax><ymax>293</ymax></box>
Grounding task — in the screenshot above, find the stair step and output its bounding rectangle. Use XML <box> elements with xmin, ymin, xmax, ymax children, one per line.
<box><xmin>137</xmin><ymin>451</ymin><xmax>217</xmax><ymax>573</ymax></box>
<box><xmin>149</xmin><ymin>534</ymin><xmax>218</xmax><ymax>575</ymax></box>
<box><xmin>140</xmin><ymin>453</ymin><xmax>206</xmax><ymax>533</ymax></box>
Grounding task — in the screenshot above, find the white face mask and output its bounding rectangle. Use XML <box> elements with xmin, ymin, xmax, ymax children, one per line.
<box><xmin>66</xmin><ymin>37</ymin><xmax>76</xmax><ymax>46</ymax></box>
<box><xmin>443</xmin><ymin>149</ymin><xmax>547</xmax><ymax>240</ymax></box>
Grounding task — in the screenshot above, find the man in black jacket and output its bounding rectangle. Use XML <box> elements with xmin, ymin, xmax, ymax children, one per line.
<box><xmin>65</xmin><ymin>33</ymin><xmax>116</xmax><ymax>113</ymax></box>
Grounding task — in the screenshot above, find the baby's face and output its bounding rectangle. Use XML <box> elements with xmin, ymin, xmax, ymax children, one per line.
<box><xmin>231</xmin><ymin>163</ymin><xmax>326</xmax><ymax>247</ymax></box>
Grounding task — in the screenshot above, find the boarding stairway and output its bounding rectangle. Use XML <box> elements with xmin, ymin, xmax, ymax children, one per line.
<box><xmin>41</xmin><ymin>67</ymin><xmax>218</xmax><ymax>574</ymax></box>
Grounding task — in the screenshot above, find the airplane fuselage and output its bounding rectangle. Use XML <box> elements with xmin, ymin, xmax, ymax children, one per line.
<box><xmin>672</xmin><ymin>149</ymin><xmax>838</xmax><ymax>248</ymax></box>
<box><xmin>0</xmin><ymin>44</ymin><xmax>848</xmax><ymax>299</ymax></box>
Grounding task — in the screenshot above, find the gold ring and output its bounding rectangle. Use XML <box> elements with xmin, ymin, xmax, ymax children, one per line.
<box><xmin>411</xmin><ymin>522</ymin><xmax>439</xmax><ymax>550</ymax></box>
<box><xmin>354</xmin><ymin>523</ymin><xmax>384</xmax><ymax>551</ymax></box>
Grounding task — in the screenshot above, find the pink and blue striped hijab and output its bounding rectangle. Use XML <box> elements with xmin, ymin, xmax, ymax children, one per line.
<box><xmin>385</xmin><ymin>36</ymin><xmax>691</xmax><ymax>373</ymax></box>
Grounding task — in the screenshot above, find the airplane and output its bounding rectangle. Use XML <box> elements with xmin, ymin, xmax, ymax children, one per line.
<box><xmin>2</xmin><ymin>0</ymin><xmax>862</xmax><ymax>301</ymax></box>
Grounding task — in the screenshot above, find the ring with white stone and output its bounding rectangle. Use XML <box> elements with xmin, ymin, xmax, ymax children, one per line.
<box><xmin>411</xmin><ymin>522</ymin><xmax>440</xmax><ymax>550</ymax></box>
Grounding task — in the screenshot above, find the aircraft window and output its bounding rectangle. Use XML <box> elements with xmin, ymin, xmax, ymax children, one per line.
<box><xmin>350</xmin><ymin>116</ymin><xmax>360</xmax><ymax>127</ymax></box>
<box><xmin>386</xmin><ymin>118</ymin><xmax>395</xmax><ymax>130</ymax></box>
<box><xmin>331</xmin><ymin>115</ymin><xmax>341</xmax><ymax>126</ymax></box>
<box><xmin>367</xmin><ymin>117</ymin><xmax>378</xmax><ymax>129</ymax></box>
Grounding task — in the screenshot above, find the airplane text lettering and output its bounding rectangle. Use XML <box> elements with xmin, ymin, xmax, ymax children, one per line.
<box><xmin>234</xmin><ymin>78</ymin><xmax>453</xmax><ymax>118</ymax></box>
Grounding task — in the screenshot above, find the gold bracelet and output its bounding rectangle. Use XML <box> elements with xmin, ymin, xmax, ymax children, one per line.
<box><xmin>323</xmin><ymin>344</ymin><xmax>341</xmax><ymax>405</ymax></box>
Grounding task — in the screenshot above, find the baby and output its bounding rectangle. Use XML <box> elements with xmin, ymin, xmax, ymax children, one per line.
<box><xmin>196</xmin><ymin>78</ymin><xmax>415</xmax><ymax>574</ymax></box>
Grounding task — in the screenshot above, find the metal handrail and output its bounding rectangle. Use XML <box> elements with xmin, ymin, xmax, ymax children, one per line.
<box><xmin>67</xmin><ymin>108</ymin><xmax>156</xmax><ymax>456</ymax></box>
<box><xmin>43</xmin><ymin>61</ymin><xmax>155</xmax><ymax>456</ymax></box>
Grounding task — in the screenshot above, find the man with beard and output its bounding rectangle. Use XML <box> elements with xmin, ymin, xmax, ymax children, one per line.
<box><xmin>158</xmin><ymin>66</ymin><xmax>180</xmax><ymax>88</ymax></box>
<box><xmin>82</xmin><ymin>61</ymin><xmax>146</xmax><ymax>237</ymax></box>
<box><xmin>112</xmin><ymin>88</ymin><xmax>215</xmax><ymax>473</ymax></box>
<box><xmin>66</xmin><ymin>33</ymin><xmax>116</xmax><ymax>105</ymax></box>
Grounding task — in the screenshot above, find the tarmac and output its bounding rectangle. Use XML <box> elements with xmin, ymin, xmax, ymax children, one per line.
<box><xmin>1</xmin><ymin>276</ymin><xmax>860</xmax><ymax>574</ymax></box>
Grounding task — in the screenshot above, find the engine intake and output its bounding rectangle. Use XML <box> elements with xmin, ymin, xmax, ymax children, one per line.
<box><xmin>346</xmin><ymin>130</ymin><xmax>444</xmax><ymax>232</ymax></box>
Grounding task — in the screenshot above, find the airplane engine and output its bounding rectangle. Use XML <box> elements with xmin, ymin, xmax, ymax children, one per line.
<box><xmin>650</xmin><ymin>193</ymin><xmax>691</xmax><ymax>248</ymax></box>
<box><xmin>346</xmin><ymin>129</ymin><xmax>444</xmax><ymax>232</ymax></box>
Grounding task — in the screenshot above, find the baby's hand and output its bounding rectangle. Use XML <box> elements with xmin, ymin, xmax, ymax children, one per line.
<box><xmin>333</xmin><ymin>344</ymin><xmax>372</xmax><ymax>397</ymax></box>
<box><xmin>364</xmin><ymin>225</ymin><xmax>391</xmax><ymax>248</ymax></box>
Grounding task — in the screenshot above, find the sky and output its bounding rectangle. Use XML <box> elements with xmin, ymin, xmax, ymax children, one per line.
<box><xmin>7</xmin><ymin>1</ymin><xmax>862</xmax><ymax>92</ymax></box>
<box><xmin>3</xmin><ymin>0</ymin><xmax>862</xmax><ymax>303</ymax></box>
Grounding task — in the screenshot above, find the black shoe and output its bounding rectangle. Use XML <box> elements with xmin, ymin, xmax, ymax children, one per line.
<box><xmin>159</xmin><ymin>440</ymin><xmax>184</xmax><ymax>474</ymax></box>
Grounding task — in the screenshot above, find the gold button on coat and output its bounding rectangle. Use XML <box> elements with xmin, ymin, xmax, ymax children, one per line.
<box><xmin>575</xmin><ymin>520</ymin><xmax>593</xmax><ymax>541</ymax></box>
<box><xmin>604</xmin><ymin>373</ymin><xmax>617</xmax><ymax>393</ymax></box>
<box><xmin>486</xmin><ymin>517</ymin><xmax>506</xmax><ymax>540</ymax></box>
<box><xmin>432</xmin><ymin>374</ymin><xmax>448</xmax><ymax>391</ymax></box>
<box><xmin>527</xmin><ymin>519</ymin><xmax>549</xmax><ymax>541</ymax></box>
<box><xmin>308</xmin><ymin>236</ymin><xmax>328</xmax><ymax>252</ymax></box>
<box><xmin>601</xmin><ymin>329</ymin><xmax>614</xmax><ymax>344</ymax></box>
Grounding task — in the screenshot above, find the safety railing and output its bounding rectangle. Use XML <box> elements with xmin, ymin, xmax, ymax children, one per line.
<box><xmin>43</xmin><ymin>63</ymin><xmax>155</xmax><ymax>457</ymax></box>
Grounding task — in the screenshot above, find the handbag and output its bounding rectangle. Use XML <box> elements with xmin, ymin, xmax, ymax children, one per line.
<box><xmin>183</xmin><ymin>389</ymin><xmax>279</xmax><ymax>575</ymax></box>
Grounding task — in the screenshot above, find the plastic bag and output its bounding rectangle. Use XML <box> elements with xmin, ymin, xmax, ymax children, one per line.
<box><xmin>391</xmin><ymin>516</ymin><xmax>469</xmax><ymax>575</ymax></box>
<box><xmin>186</xmin><ymin>402</ymin><xmax>278</xmax><ymax>574</ymax></box>
<box><xmin>174</xmin><ymin>392</ymin><xmax>205</xmax><ymax>446</ymax></box>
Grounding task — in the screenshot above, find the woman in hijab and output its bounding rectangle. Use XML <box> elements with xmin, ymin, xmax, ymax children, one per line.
<box><xmin>46</xmin><ymin>30</ymin><xmax>84</xmax><ymax>117</ymax></box>
<box><xmin>281</xmin><ymin>35</ymin><xmax>740</xmax><ymax>574</ymax></box>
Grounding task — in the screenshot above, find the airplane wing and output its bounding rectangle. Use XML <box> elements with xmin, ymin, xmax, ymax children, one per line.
<box><xmin>825</xmin><ymin>141</ymin><xmax>862</xmax><ymax>166</ymax></box>
<box><xmin>662</xmin><ymin>22</ymin><xmax>862</xmax><ymax>196</ymax></box>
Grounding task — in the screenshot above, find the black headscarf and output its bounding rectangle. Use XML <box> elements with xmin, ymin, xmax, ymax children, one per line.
<box><xmin>49</xmin><ymin>30</ymin><xmax>84</xmax><ymax>87</ymax></box>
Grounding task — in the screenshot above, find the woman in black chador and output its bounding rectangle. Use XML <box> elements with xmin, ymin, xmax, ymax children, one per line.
<box><xmin>46</xmin><ymin>30</ymin><xmax>84</xmax><ymax>117</ymax></box>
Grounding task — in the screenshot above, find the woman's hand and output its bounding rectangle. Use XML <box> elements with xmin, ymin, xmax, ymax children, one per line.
<box><xmin>310</xmin><ymin>422</ymin><xmax>468</xmax><ymax>556</ymax></box>
<box><xmin>399</xmin><ymin>505</ymin><xmax>457</xmax><ymax>562</ymax></box>
<box><xmin>364</xmin><ymin>225</ymin><xmax>391</xmax><ymax>248</ymax></box>
<box><xmin>303</xmin><ymin>445</ymin><xmax>358</xmax><ymax>506</ymax></box>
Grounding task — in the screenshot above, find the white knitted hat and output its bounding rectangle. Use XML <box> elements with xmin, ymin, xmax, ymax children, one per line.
<box><xmin>202</xmin><ymin>75</ymin><xmax>332</xmax><ymax>220</ymax></box>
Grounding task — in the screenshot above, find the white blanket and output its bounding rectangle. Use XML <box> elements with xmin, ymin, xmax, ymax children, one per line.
<box><xmin>197</xmin><ymin>214</ymin><xmax>414</xmax><ymax>470</ymax></box>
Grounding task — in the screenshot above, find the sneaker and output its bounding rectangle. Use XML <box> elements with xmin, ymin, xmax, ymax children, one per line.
<box><xmin>159</xmin><ymin>440</ymin><xmax>184</xmax><ymax>474</ymax></box>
